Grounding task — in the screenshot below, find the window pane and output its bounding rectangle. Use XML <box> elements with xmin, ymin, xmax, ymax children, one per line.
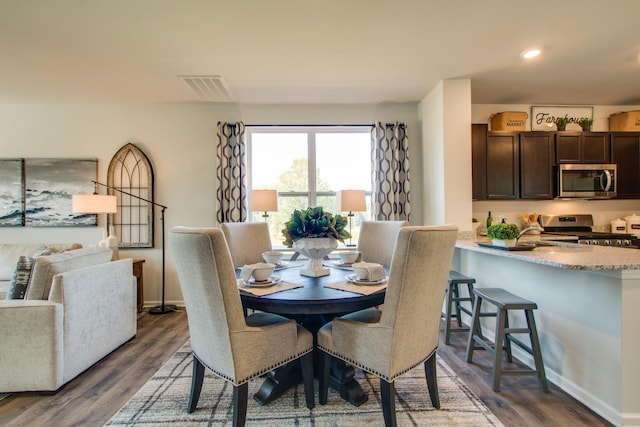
<box><xmin>316</xmin><ymin>132</ymin><xmax>371</xmax><ymax>191</ymax></box>
<box><xmin>251</xmin><ymin>133</ymin><xmax>308</xmax><ymax>192</ymax></box>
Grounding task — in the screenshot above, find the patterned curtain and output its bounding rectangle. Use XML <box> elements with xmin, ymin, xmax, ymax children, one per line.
<box><xmin>371</xmin><ymin>122</ymin><xmax>411</xmax><ymax>221</ymax></box>
<box><xmin>216</xmin><ymin>121</ymin><xmax>247</xmax><ymax>223</ymax></box>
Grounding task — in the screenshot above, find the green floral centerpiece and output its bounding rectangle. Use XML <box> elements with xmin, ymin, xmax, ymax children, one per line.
<box><xmin>282</xmin><ymin>207</ymin><xmax>351</xmax><ymax>277</ymax></box>
<box><xmin>282</xmin><ymin>206</ymin><xmax>351</xmax><ymax>247</ymax></box>
<box><xmin>487</xmin><ymin>223</ymin><xmax>520</xmax><ymax>247</ymax></box>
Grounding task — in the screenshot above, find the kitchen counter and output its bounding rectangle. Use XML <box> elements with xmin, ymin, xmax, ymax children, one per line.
<box><xmin>457</xmin><ymin>238</ymin><xmax>640</xmax><ymax>270</ymax></box>
<box><xmin>453</xmin><ymin>240</ymin><xmax>640</xmax><ymax>426</ymax></box>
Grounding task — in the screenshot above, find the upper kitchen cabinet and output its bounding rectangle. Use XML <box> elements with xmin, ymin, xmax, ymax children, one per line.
<box><xmin>556</xmin><ymin>132</ymin><xmax>610</xmax><ymax>163</ymax></box>
<box><xmin>471</xmin><ymin>125</ymin><xmax>554</xmax><ymax>200</ymax></box>
<box><xmin>519</xmin><ymin>132</ymin><xmax>555</xmax><ymax>199</ymax></box>
<box><xmin>610</xmin><ymin>132</ymin><xmax>640</xmax><ymax>198</ymax></box>
<box><xmin>486</xmin><ymin>130</ymin><xmax>520</xmax><ymax>199</ymax></box>
<box><xmin>472</xmin><ymin>123</ymin><xmax>488</xmax><ymax>200</ymax></box>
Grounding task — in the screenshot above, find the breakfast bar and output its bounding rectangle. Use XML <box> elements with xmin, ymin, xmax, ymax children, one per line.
<box><xmin>453</xmin><ymin>239</ymin><xmax>640</xmax><ymax>426</ymax></box>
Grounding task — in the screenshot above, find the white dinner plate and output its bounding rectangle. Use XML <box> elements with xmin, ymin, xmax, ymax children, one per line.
<box><xmin>325</xmin><ymin>260</ymin><xmax>354</xmax><ymax>269</ymax></box>
<box><xmin>346</xmin><ymin>273</ymin><xmax>387</xmax><ymax>286</ymax></box>
<box><xmin>239</xmin><ymin>275</ymin><xmax>282</xmax><ymax>287</ymax></box>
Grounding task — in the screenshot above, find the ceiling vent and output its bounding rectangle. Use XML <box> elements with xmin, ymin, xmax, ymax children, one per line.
<box><xmin>179</xmin><ymin>75</ymin><xmax>234</xmax><ymax>102</ymax></box>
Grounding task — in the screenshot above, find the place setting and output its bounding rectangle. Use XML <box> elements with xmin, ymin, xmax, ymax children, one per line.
<box><xmin>262</xmin><ymin>250</ymin><xmax>301</xmax><ymax>271</ymax></box>
<box><xmin>324</xmin><ymin>250</ymin><xmax>363</xmax><ymax>270</ymax></box>
<box><xmin>325</xmin><ymin>261</ymin><xmax>388</xmax><ymax>295</ymax></box>
<box><xmin>237</xmin><ymin>262</ymin><xmax>302</xmax><ymax>296</ymax></box>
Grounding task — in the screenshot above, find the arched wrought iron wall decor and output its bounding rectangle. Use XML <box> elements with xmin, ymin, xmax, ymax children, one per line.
<box><xmin>107</xmin><ymin>143</ymin><xmax>155</xmax><ymax>248</ymax></box>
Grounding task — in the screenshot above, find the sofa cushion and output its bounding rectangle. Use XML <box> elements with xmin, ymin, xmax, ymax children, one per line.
<box><xmin>0</xmin><ymin>244</ymin><xmax>48</xmax><ymax>281</ymax></box>
<box><xmin>25</xmin><ymin>247</ymin><xmax>113</xmax><ymax>300</ymax></box>
<box><xmin>0</xmin><ymin>243</ymin><xmax>83</xmax><ymax>281</ymax></box>
<box><xmin>5</xmin><ymin>247</ymin><xmax>54</xmax><ymax>300</ymax></box>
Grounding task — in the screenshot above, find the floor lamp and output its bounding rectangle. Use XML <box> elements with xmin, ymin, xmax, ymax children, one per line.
<box><xmin>75</xmin><ymin>180</ymin><xmax>176</xmax><ymax>315</ymax></box>
<box><xmin>336</xmin><ymin>190</ymin><xmax>367</xmax><ymax>247</ymax></box>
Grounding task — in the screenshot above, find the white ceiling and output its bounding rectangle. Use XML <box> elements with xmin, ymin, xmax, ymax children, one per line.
<box><xmin>1</xmin><ymin>0</ymin><xmax>639</xmax><ymax>105</ymax></box>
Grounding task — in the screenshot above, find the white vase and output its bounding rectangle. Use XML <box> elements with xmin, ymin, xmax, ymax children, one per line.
<box><xmin>492</xmin><ymin>238</ymin><xmax>516</xmax><ymax>247</ymax></box>
<box><xmin>292</xmin><ymin>237</ymin><xmax>338</xmax><ymax>277</ymax></box>
<box><xmin>106</xmin><ymin>225</ymin><xmax>120</xmax><ymax>261</ymax></box>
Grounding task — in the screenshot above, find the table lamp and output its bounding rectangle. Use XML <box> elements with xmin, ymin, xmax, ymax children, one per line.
<box><xmin>250</xmin><ymin>189</ymin><xmax>278</xmax><ymax>222</ymax></box>
<box><xmin>336</xmin><ymin>190</ymin><xmax>366</xmax><ymax>246</ymax></box>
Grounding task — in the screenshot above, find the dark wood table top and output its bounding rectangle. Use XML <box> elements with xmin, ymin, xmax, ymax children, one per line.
<box><xmin>238</xmin><ymin>264</ymin><xmax>387</xmax><ymax>316</ymax></box>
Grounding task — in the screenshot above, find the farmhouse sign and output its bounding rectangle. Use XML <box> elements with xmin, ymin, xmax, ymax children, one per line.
<box><xmin>531</xmin><ymin>106</ymin><xmax>593</xmax><ymax>131</ymax></box>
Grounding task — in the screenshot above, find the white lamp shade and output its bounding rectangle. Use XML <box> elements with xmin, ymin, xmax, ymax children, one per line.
<box><xmin>336</xmin><ymin>190</ymin><xmax>366</xmax><ymax>212</ymax></box>
<box><xmin>250</xmin><ymin>189</ymin><xmax>278</xmax><ymax>212</ymax></box>
<box><xmin>72</xmin><ymin>194</ymin><xmax>118</xmax><ymax>214</ymax></box>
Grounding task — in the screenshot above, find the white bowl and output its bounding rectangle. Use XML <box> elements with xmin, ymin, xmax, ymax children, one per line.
<box><xmin>338</xmin><ymin>250</ymin><xmax>360</xmax><ymax>264</ymax></box>
<box><xmin>262</xmin><ymin>251</ymin><xmax>283</xmax><ymax>264</ymax></box>
<box><xmin>250</xmin><ymin>262</ymin><xmax>275</xmax><ymax>281</ymax></box>
<box><xmin>352</xmin><ymin>262</ymin><xmax>379</xmax><ymax>280</ymax></box>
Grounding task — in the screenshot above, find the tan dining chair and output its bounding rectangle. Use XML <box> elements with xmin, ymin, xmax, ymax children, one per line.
<box><xmin>169</xmin><ymin>227</ymin><xmax>314</xmax><ymax>426</ymax></box>
<box><xmin>357</xmin><ymin>220</ymin><xmax>409</xmax><ymax>266</ymax></box>
<box><xmin>318</xmin><ymin>225</ymin><xmax>458</xmax><ymax>427</ymax></box>
<box><xmin>221</xmin><ymin>222</ymin><xmax>273</xmax><ymax>268</ymax></box>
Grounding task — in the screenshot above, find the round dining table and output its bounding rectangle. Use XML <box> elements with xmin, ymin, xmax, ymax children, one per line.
<box><xmin>237</xmin><ymin>262</ymin><xmax>387</xmax><ymax>407</ymax></box>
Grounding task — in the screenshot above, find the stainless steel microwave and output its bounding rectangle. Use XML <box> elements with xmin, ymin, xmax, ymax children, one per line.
<box><xmin>557</xmin><ymin>164</ymin><xmax>617</xmax><ymax>199</ymax></box>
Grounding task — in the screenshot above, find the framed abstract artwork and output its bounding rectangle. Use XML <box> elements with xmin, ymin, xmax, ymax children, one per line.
<box><xmin>0</xmin><ymin>159</ymin><xmax>25</xmax><ymax>227</ymax></box>
<box><xmin>24</xmin><ymin>158</ymin><xmax>98</xmax><ymax>227</ymax></box>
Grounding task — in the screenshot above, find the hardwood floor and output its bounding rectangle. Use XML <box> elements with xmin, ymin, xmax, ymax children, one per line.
<box><xmin>0</xmin><ymin>309</ymin><xmax>612</xmax><ymax>426</ymax></box>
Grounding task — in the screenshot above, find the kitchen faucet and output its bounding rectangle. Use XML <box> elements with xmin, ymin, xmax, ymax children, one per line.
<box><xmin>515</xmin><ymin>224</ymin><xmax>545</xmax><ymax>245</ymax></box>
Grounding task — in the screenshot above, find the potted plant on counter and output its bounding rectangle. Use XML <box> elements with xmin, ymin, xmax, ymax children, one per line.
<box><xmin>487</xmin><ymin>223</ymin><xmax>520</xmax><ymax>247</ymax></box>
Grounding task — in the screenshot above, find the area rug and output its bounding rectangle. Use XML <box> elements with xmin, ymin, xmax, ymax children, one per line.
<box><xmin>105</xmin><ymin>341</ymin><xmax>503</xmax><ymax>426</ymax></box>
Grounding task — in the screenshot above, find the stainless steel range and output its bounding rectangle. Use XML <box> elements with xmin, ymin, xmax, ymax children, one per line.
<box><xmin>540</xmin><ymin>214</ymin><xmax>640</xmax><ymax>248</ymax></box>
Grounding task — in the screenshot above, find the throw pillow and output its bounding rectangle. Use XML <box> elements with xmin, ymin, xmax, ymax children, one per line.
<box><xmin>5</xmin><ymin>247</ymin><xmax>53</xmax><ymax>300</ymax></box>
<box><xmin>6</xmin><ymin>256</ymin><xmax>35</xmax><ymax>299</ymax></box>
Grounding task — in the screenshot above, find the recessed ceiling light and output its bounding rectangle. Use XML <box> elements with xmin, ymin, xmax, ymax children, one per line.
<box><xmin>521</xmin><ymin>48</ymin><xmax>542</xmax><ymax>59</ymax></box>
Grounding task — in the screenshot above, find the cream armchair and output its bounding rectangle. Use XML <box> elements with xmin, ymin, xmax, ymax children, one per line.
<box><xmin>221</xmin><ymin>222</ymin><xmax>273</xmax><ymax>268</ymax></box>
<box><xmin>0</xmin><ymin>252</ymin><xmax>136</xmax><ymax>392</ymax></box>
<box><xmin>357</xmin><ymin>220</ymin><xmax>409</xmax><ymax>266</ymax></box>
<box><xmin>170</xmin><ymin>227</ymin><xmax>314</xmax><ymax>426</ymax></box>
<box><xmin>318</xmin><ymin>225</ymin><xmax>458</xmax><ymax>427</ymax></box>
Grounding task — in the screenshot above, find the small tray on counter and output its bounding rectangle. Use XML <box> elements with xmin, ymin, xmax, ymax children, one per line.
<box><xmin>476</xmin><ymin>242</ymin><xmax>537</xmax><ymax>251</ymax></box>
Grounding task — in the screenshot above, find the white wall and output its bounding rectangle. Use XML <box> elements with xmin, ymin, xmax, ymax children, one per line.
<box><xmin>420</xmin><ymin>79</ymin><xmax>473</xmax><ymax>232</ymax></box>
<box><xmin>0</xmin><ymin>102</ymin><xmax>420</xmax><ymax>307</ymax></box>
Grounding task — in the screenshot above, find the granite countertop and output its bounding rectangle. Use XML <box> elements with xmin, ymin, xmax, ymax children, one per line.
<box><xmin>456</xmin><ymin>237</ymin><xmax>640</xmax><ymax>270</ymax></box>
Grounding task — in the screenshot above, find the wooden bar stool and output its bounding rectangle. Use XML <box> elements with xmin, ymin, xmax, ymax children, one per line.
<box><xmin>465</xmin><ymin>287</ymin><xmax>548</xmax><ymax>392</ymax></box>
<box><xmin>442</xmin><ymin>271</ymin><xmax>476</xmax><ymax>345</ymax></box>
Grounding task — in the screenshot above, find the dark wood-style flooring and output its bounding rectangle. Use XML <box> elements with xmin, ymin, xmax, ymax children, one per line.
<box><xmin>0</xmin><ymin>309</ymin><xmax>613</xmax><ymax>426</ymax></box>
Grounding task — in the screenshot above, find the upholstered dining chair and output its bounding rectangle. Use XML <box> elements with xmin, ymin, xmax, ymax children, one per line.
<box><xmin>169</xmin><ymin>227</ymin><xmax>315</xmax><ymax>426</ymax></box>
<box><xmin>221</xmin><ymin>222</ymin><xmax>273</xmax><ymax>268</ymax></box>
<box><xmin>318</xmin><ymin>225</ymin><xmax>458</xmax><ymax>427</ymax></box>
<box><xmin>357</xmin><ymin>220</ymin><xmax>409</xmax><ymax>266</ymax></box>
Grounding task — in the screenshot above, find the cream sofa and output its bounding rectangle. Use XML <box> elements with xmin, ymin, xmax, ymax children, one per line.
<box><xmin>0</xmin><ymin>246</ymin><xmax>137</xmax><ymax>392</ymax></box>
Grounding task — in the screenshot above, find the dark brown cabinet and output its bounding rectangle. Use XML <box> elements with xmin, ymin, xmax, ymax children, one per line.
<box><xmin>520</xmin><ymin>132</ymin><xmax>554</xmax><ymax>199</ymax></box>
<box><xmin>471</xmin><ymin>123</ymin><xmax>488</xmax><ymax>200</ymax></box>
<box><xmin>556</xmin><ymin>132</ymin><xmax>610</xmax><ymax>163</ymax></box>
<box><xmin>610</xmin><ymin>132</ymin><xmax>640</xmax><ymax>198</ymax></box>
<box><xmin>471</xmin><ymin>125</ymin><xmax>553</xmax><ymax>200</ymax></box>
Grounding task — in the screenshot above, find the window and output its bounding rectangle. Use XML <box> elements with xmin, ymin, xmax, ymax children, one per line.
<box><xmin>247</xmin><ymin>126</ymin><xmax>371</xmax><ymax>247</ymax></box>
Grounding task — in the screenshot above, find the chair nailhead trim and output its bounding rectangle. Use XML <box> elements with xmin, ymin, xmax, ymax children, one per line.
<box><xmin>194</xmin><ymin>347</ymin><xmax>312</xmax><ymax>386</ymax></box>
<box><xmin>318</xmin><ymin>345</ymin><xmax>435</xmax><ymax>383</ymax></box>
